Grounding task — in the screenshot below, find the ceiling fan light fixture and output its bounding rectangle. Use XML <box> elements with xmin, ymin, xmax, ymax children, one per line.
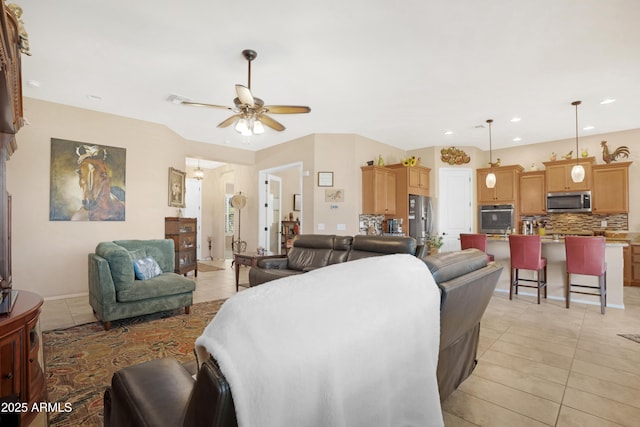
<box><xmin>235</xmin><ymin>118</ymin><xmax>249</xmax><ymax>134</ymax></box>
<box><xmin>253</xmin><ymin>120</ymin><xmax>265</xmax><ymax>135</ymax></box>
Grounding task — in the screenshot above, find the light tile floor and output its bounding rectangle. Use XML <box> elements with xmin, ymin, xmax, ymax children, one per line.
<box><xmin>40</xmin><ymin>260</ymin><xmax>640</xmax><ymax>426</ymax></box>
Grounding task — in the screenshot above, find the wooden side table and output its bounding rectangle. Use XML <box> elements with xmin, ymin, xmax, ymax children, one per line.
<box><xmin>234</xmin><ymin>253</ymin><xmax>286</xmax><ymax>291</ymax></box>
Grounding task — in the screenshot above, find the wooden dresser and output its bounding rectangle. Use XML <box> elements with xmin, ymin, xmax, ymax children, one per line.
<box><xmin>165</xmin><ymin>217</ymin><xmax>198</xmax><ymax>277</ymax></box>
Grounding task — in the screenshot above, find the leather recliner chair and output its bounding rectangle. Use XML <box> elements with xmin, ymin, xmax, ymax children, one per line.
<box><xmin>104</xmin><ymin>249</ymin><xmax>502</xmax><ymax>427</ymax></box>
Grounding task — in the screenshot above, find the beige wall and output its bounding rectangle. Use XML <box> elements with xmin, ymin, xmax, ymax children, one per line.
<box><xmin>7</xmin><ymin>98</ymin><xmax>639</xmax><ymax>299</ymax></box>
<box><xmin>8</xmin><ymin>98</ymin><xmax>255</xmax><ymax>298</ymax></box>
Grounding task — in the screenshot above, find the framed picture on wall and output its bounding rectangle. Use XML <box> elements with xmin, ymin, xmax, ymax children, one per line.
<box><xmin>293</xmin><ymin>193</ymin><xmax>301</xmax><ymax>211</ymax></box>
<box><xmin>168</xmin><ymin>167</ymin><xmax>186</xmax><ymax>208</ymax></box>
<box><xmin>318</xmin><ymin>171</ymin><xmax>333</xmax><ymax>187</ymax></box>
<box><xmin>49</xmin><ymin>138</ymin><xmax>126</xmax><ymax>221</ymax></box>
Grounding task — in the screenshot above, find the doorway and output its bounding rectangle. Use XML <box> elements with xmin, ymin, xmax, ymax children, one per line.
<box><xmin>438</xmin><ymin>168</ymin><xmax>473</xmax><ymax>252</ymax></box>
<box><xmin>258</xmin><ymin>162</ymin><xmax>303</xmax><ymax>253</ymax></box>
<box><xmin>184</xmin><ymin>178</ymin><xmax>202</xmax><ymax>260</ymax></box>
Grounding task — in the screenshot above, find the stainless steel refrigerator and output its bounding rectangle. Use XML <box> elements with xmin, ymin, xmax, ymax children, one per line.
<box><xmin>408</xmin><ymin>194</ymin><xmax>433</xmax><ymax>245</ymax></box>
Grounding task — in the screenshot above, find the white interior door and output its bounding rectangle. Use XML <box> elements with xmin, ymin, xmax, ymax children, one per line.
<box><xmin>438</xmin><ymin>168</ymin><xmax>472</xmax><ymax>252</ymax></box>
<box><xmin>184</xmin><ymin>178</ymin><xmax>202</xmax><ymax>260</ymax></box>
<box><xmin>263</xmin><ymin>175</ymin><xmax>282</xmax><ymax>254</ymax></box>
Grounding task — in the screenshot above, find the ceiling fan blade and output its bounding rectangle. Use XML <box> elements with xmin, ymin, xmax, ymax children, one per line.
<box><xmin>259</xmin><ymin>114</ymin><xmax>286</xmax><ymax>132</ymax></box>
<box><xmin>235</xmin><ymin>84</ymin><xmax>255</xmax><ymax>107</ymax></box>
<box><xmin>264</xmin><ymin>105</ymin><xmax>311</xmax><ymax>114</ymax></box>
<box><xmin>217</xmin><ymin>114</ymin><xmax>242</xmax><ymax>128</ymax></box>
<box><xmin>181</xmin><ymin>101</ymin><xmax>233</xmax><ymax>110</ymax></box>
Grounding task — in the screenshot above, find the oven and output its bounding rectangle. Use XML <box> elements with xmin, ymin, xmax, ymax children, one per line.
<box><xmin>479</xmin><ymin>204</ymin><xmax>515</xmax><ymax>234</ymax></box>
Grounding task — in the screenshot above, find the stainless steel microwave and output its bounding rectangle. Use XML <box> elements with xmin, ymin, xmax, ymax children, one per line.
<box><xmin>546</xmin><ymin>191</ymin><xmax>591</xmax><ymax>213</ymax></box>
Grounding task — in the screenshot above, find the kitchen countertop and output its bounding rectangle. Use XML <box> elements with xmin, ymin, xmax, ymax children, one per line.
<box><xmin>486</xmin><ymin>233</ymin><xmax>636</xmax><ymax>246</ymax></box>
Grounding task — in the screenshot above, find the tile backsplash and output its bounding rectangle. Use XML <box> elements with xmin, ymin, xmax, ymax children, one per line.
<box><xmin>519</xmin><ymin>213</ymin><xmax>628</xmax><ymax>232</ymax></box>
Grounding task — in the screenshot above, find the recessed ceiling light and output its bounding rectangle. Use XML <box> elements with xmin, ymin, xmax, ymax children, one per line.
<box><xmin>510</xmin><ymin>117</ymin><xmax>521</xmax><ymax>122</ymax></box>
<box><xmin>444</xmin><ymin>130</ymin><xmax>454</xmax><ymax>135</ymax></box>
<box><xmin>27</xmin><ymin>80</ymin><xmax>41</xmax><ymax>88</ymax></box>
<box><xmin>86</xmin><ymin>94</ymin><xmax>102</xmax><ymax>101</ymax></box>
<box><xmin>583</xmin><ymin>125</ymin><xmax>595</xmax><ymax>131</ymax></box>
<box><xmin>600</xmin><ymin>98</ymin><xmax>616</xmax><ymax>105</ymax></box>
<box><xmin>512</xmin><ymin>137</ymin><xmax>522</xmax><ymax>142</ymax></box>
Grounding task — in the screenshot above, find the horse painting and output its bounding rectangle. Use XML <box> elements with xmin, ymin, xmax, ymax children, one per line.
<box><xmin>71</xmin><ymin>145</ymin><xmax>125</xmax><ymax>221</ymax></box>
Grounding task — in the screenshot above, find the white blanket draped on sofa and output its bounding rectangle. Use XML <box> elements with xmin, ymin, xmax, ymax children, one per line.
<box><xmin>195</xmin><ymin>254</ymin><xmax>444</xmax><ymax>427</ymax></box>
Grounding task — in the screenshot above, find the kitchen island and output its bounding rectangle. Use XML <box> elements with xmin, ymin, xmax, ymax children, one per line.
<box><xmin>487</xmin><ymin>236</ymin><xmax>626</xmax><ymax>309</ymax></box>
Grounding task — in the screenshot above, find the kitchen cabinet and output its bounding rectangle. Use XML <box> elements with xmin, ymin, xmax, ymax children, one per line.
<box><xmin>165</xmin><ymin>217</ymin><xmax>198</xmax><ymax>276</ymax></box>
<box><xmin>404</xmin><ymin>166</ymin><xmax>431</xmax><ymax>196</ymax></box>
<box><xmin>543</xmin><ymin>157</ymin><xmax>594</xmax><ymax>193</ymax></box>
<box><xmin>476</xmin><ymin>165</ymin><xmax>523</xmax><ymax>204</ymax></box>
<box><xmin>592</xmin><ymin>162</ymin><xmax>631</xmax><ymax>214</ymax></box>
<box><xmin>361</xmin><ymin>166</ymin><xmax>396</xmax><ymax>215</ymax></box>
<box><xmin>519</xmin><ymin>171</ymin><xmax>546</xmax><ymax>215</ymax></box>
<box><xmin>386</xmin><ymin>164</ymin><xmax>431</xmax><ymax>230</ymax></box>
<box><xmin>625</xmin><ymin>244</ymin><xmax>640</xmax><ymax>286</ymax></box>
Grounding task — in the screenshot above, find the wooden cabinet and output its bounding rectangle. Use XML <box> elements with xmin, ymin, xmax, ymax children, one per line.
<box><xmin>408</xmin><ymin>166</ymin><xmax>430</xmax><ymax>196</ymax></box>
<box><xmin>592</xmin><ymin>162</ymin><xmax>631</xmax><ymax>214</ymax></box>
<box><xmin>361</xmin><ymin>166</ymin><xmax>396</xmax><ymax>215</ymax></box>
<box><xmin>0</xmin><ymin>291</ymin><xmax>45</xmax><ymax>425</ymax></box>
<box><xmin>543</xmin><ymin>157</ymin><xmax>594</xmax><ymax>193</ymax></box>
<box><xmin>384</xmin><ymin>163</ymin><xmax>431</xmax><ymax>234</ymax></box>
<box><xmin>477</xmin><ymin>165</ymin><xmax>523</xmax><ymax>204</ymax></box>
<box><xmin>519</xmin><ymin>171</ymin><xmax>546</xmax><ymax>215</ymax></box>
<box><xmin>625</xmin><ymin>244</ymin><xmax>640</xmax><ymax>286</ymax></box>
<box><xmin>165</xmin><ymin>217</ymin><xmax>197</xmax><ymax>276</ymax></box>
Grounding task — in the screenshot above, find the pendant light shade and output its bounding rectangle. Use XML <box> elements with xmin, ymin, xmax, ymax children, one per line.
<box><xmin>571</xmin><ymin>101</ymin><xmax>585</xmax><ymax>183</ymax></box>
<box><xmin>485</xmin><ymin>172</ymin><xmax>496</xmax><ymax>188</ymax></box>
<box><xmin>485</xmin><ymin>119</ymin><xmax>496</xmax><ymax>188</ymax></box>
<box><xmin>571</xmin><ymin>164</ymin><xmax>585</xmax><ymax>182</ymax></box>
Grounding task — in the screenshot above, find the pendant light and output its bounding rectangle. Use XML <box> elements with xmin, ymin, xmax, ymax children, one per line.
<box><xmin>193</xmin><ymin>160</ymin><xmax>204</xmax><ymax>180</ymax></box>
<box><xmin>485</xmin><ymin>119</ymin><xmax>496</xmax><ymax>188</ymax></box>
<box><xmin>570</xmin><ymin>101</ymin><xmax>585</xmax><ymax>183</ymax></box>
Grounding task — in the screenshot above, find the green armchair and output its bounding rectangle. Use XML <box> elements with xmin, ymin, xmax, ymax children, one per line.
<box><xmin>88</xmin><ymin>239</ymin><xmax>195</xmax><ymax>331</ymax></box>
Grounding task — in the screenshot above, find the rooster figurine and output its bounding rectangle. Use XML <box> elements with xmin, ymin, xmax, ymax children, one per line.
<box><xmin>601</xmin><ymin>140</ymin><xmax>630</xmax><ymax>164</ymax></box>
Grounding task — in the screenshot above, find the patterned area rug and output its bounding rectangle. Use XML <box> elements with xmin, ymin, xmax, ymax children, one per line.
<box><xmin>197</xmin><ymin>262</ymin><xmax>225</xmax><ymax>272</ymax></box>
<box><xmin>618</xmin><ymin>334</ymin><xmax>640</xmax><ymax>344</ymax></box>
<box><xmin>43</xmin><ymin>299</ymin><xmax>226</xmax><ymax>427</ymax></box>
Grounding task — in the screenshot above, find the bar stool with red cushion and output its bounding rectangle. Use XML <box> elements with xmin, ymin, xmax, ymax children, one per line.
<box><xmin>508</xmin><ymin>235</ymin><xmax>547</xmax><ymax>304</ymax></box>
<box><xmin>564</xmin><ymin>236</ymin><xmax>607</xmax><ymax>314</ymax></box>
<box><xmin>460</xmin><ymin>233</ymin><xmax>495</xmax><ymax>262</ymax></box>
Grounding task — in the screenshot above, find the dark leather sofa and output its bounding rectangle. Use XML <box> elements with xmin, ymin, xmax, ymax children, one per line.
<box><xmin>104</xmin><ymin>248</ymin><xmax>502</xmax><ymax>427</ymax></box>
<box><xmin>249</xmin><ymin>234</ymin><xmax>427</xmax><ymax>286</ymax></box>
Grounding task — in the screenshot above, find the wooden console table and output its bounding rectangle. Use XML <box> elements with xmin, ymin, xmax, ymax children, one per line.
<box><xmin>234</xmin><ymin>253</ymin><xmax>286</xmax><ymax>291</ymax></box>
<box><xmin>0</xmin><ymin>290</ymin><xmax>45</xmax><ymax>425</ymax></box>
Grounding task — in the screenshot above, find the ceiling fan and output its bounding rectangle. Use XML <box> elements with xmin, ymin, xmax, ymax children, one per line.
<box><xmin>182</xmin><ymin>49</ymin><xmax>311</xmax><ymax>135</ymax></box>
